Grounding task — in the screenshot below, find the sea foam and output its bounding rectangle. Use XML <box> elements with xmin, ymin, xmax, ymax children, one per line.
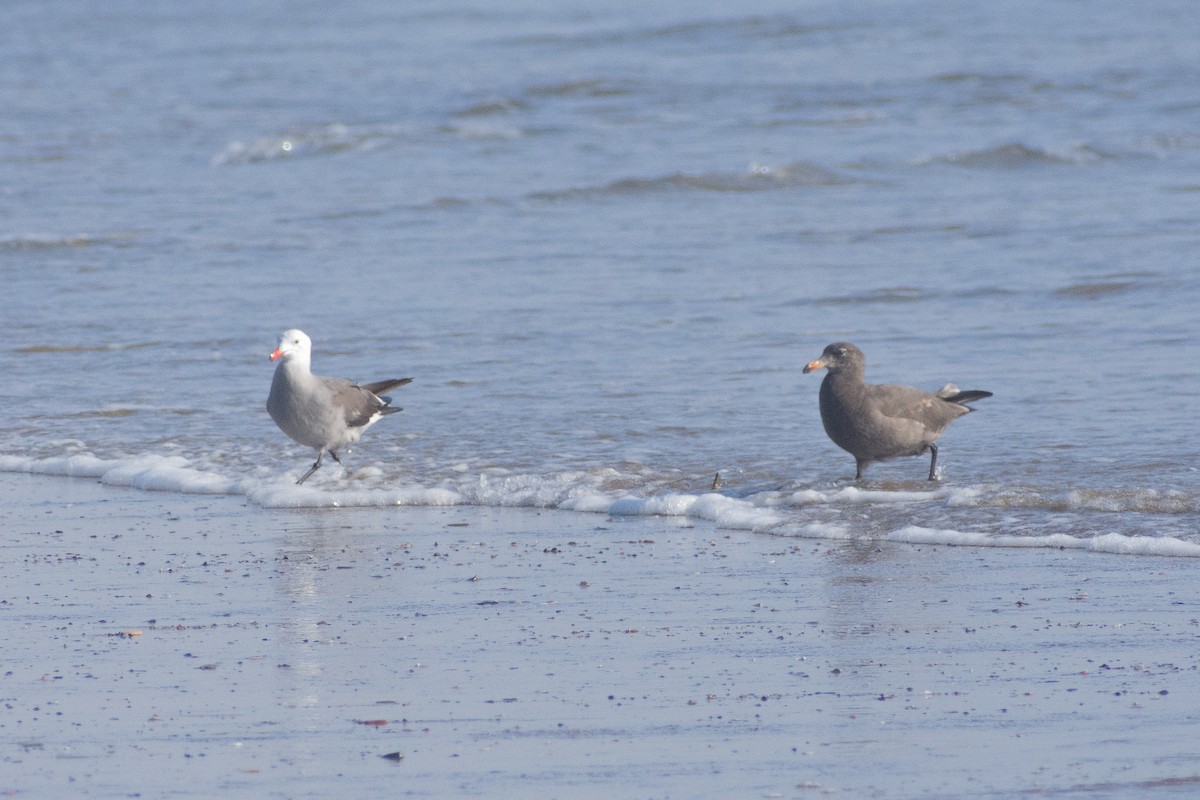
<box><xmin>2</xmin><ymin>452</ymin><xmax>1197</xmax><ymax>557</ymax></box>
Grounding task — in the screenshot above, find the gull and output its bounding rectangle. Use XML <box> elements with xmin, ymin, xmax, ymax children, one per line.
<box><xmin>267</xmin><ymin>329</ymin><xmax>411</xmax><ymax>484</ymax></box>
<box><xmin>803</xmin><ymin>342</ymin><xmax>990</xmax><ymax>481</ymax></box>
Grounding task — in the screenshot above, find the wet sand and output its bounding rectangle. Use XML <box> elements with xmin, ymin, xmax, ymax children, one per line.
<box><xmin>3</xmin><ymin>472</ymin><xmax>1199</xmax><ymax>799</ymax></box>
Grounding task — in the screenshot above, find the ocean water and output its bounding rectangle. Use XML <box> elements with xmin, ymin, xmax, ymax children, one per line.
<box><xmin>2</xmin><ymin>0</ymin><xmax>1199</xmax><ymax>555</ymax></box>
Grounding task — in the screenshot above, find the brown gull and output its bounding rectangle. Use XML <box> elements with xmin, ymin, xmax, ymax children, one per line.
<box><xmin>802</xmin><ymin>342</ymin><xmax>991</xmax><ymax>481</ymax></box>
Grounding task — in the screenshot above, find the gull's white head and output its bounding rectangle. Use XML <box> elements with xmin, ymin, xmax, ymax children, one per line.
<box><xmin>269</xmin><ymin>329</ymin><xmax>312</xmax><ymax>363</ymax></box>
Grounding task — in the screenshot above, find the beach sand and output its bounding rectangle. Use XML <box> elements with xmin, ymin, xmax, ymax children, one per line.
<box><xmin>2</xmin><ymin>472</ymin><xmax>1198</xmax><ymax>799</ymax></box>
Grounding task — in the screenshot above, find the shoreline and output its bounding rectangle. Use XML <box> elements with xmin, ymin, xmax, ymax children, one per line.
<box><xmin>3</xmin><ymin>472</ymin><xmax>1199</xmax><ymax>798</ymax></box>
<box><xmin>3</xmin><ymin>452</ymin><xmax>1197</xmax><ymax>559</ymax></box>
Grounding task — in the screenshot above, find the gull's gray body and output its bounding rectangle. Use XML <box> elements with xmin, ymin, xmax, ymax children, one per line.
<box><xmin>803</xmin><ymin>342</ymin><xmax>990</xmax><ymax>480</ymax></box>
<box><xmin>267</xmin><ymin>329</ymin><xmax>411</xmax><ymax>484</ymax></box>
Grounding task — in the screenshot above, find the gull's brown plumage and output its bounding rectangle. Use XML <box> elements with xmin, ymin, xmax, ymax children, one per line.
<box><xmin>802</xmin><ymin>342</ymin><xmax>990</xmax><ymax>481</ymax></box>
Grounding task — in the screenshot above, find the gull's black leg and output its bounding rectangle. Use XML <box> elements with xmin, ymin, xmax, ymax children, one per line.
<box><xmin>297</xmin><ymin>451</ymin><xmax>325</xmax><ymax>484</ymax></box>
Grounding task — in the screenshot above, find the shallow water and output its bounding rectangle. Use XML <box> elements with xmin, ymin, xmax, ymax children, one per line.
<box><xmin>2</xmin><ymin>0</ymin><xmax>1199</xmax><ymax>553</ymax></box>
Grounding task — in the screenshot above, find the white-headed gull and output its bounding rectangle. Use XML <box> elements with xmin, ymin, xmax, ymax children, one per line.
<box><xmin>267</xmin><ymin>329</ymin><xmax>412</xmax><ymax>484</ymax></box>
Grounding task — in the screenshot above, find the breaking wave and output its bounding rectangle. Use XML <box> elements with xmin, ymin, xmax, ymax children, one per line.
<box><xmin>3</xmin><ymin>452</ymin><xmax>1198</xmax><ymax>558</ymax></box>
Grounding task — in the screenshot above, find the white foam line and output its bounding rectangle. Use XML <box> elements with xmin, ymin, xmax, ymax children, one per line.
<box><xmin>607</xmin><ymin>492</ymin><xmax>786</xmax><ymax>530</ymax></box>
<box><xmin>247</xmin><ymin>483</ymin><xmax>464</xmax><ymax>509</ymax></box>
<box><xmin>0</xmin><ymin>453</ymin><xmax>113</xmax><ymax>478</ymax></box>
<box><xmin>3</xmin><ymin>452</ymin><xmax>1198</xmax><ymax>557</ymax></box>
<box><xmin>888</xmin><ymin>525</ymin><xmax>1200</xmax><ymax>558</ymax></box>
